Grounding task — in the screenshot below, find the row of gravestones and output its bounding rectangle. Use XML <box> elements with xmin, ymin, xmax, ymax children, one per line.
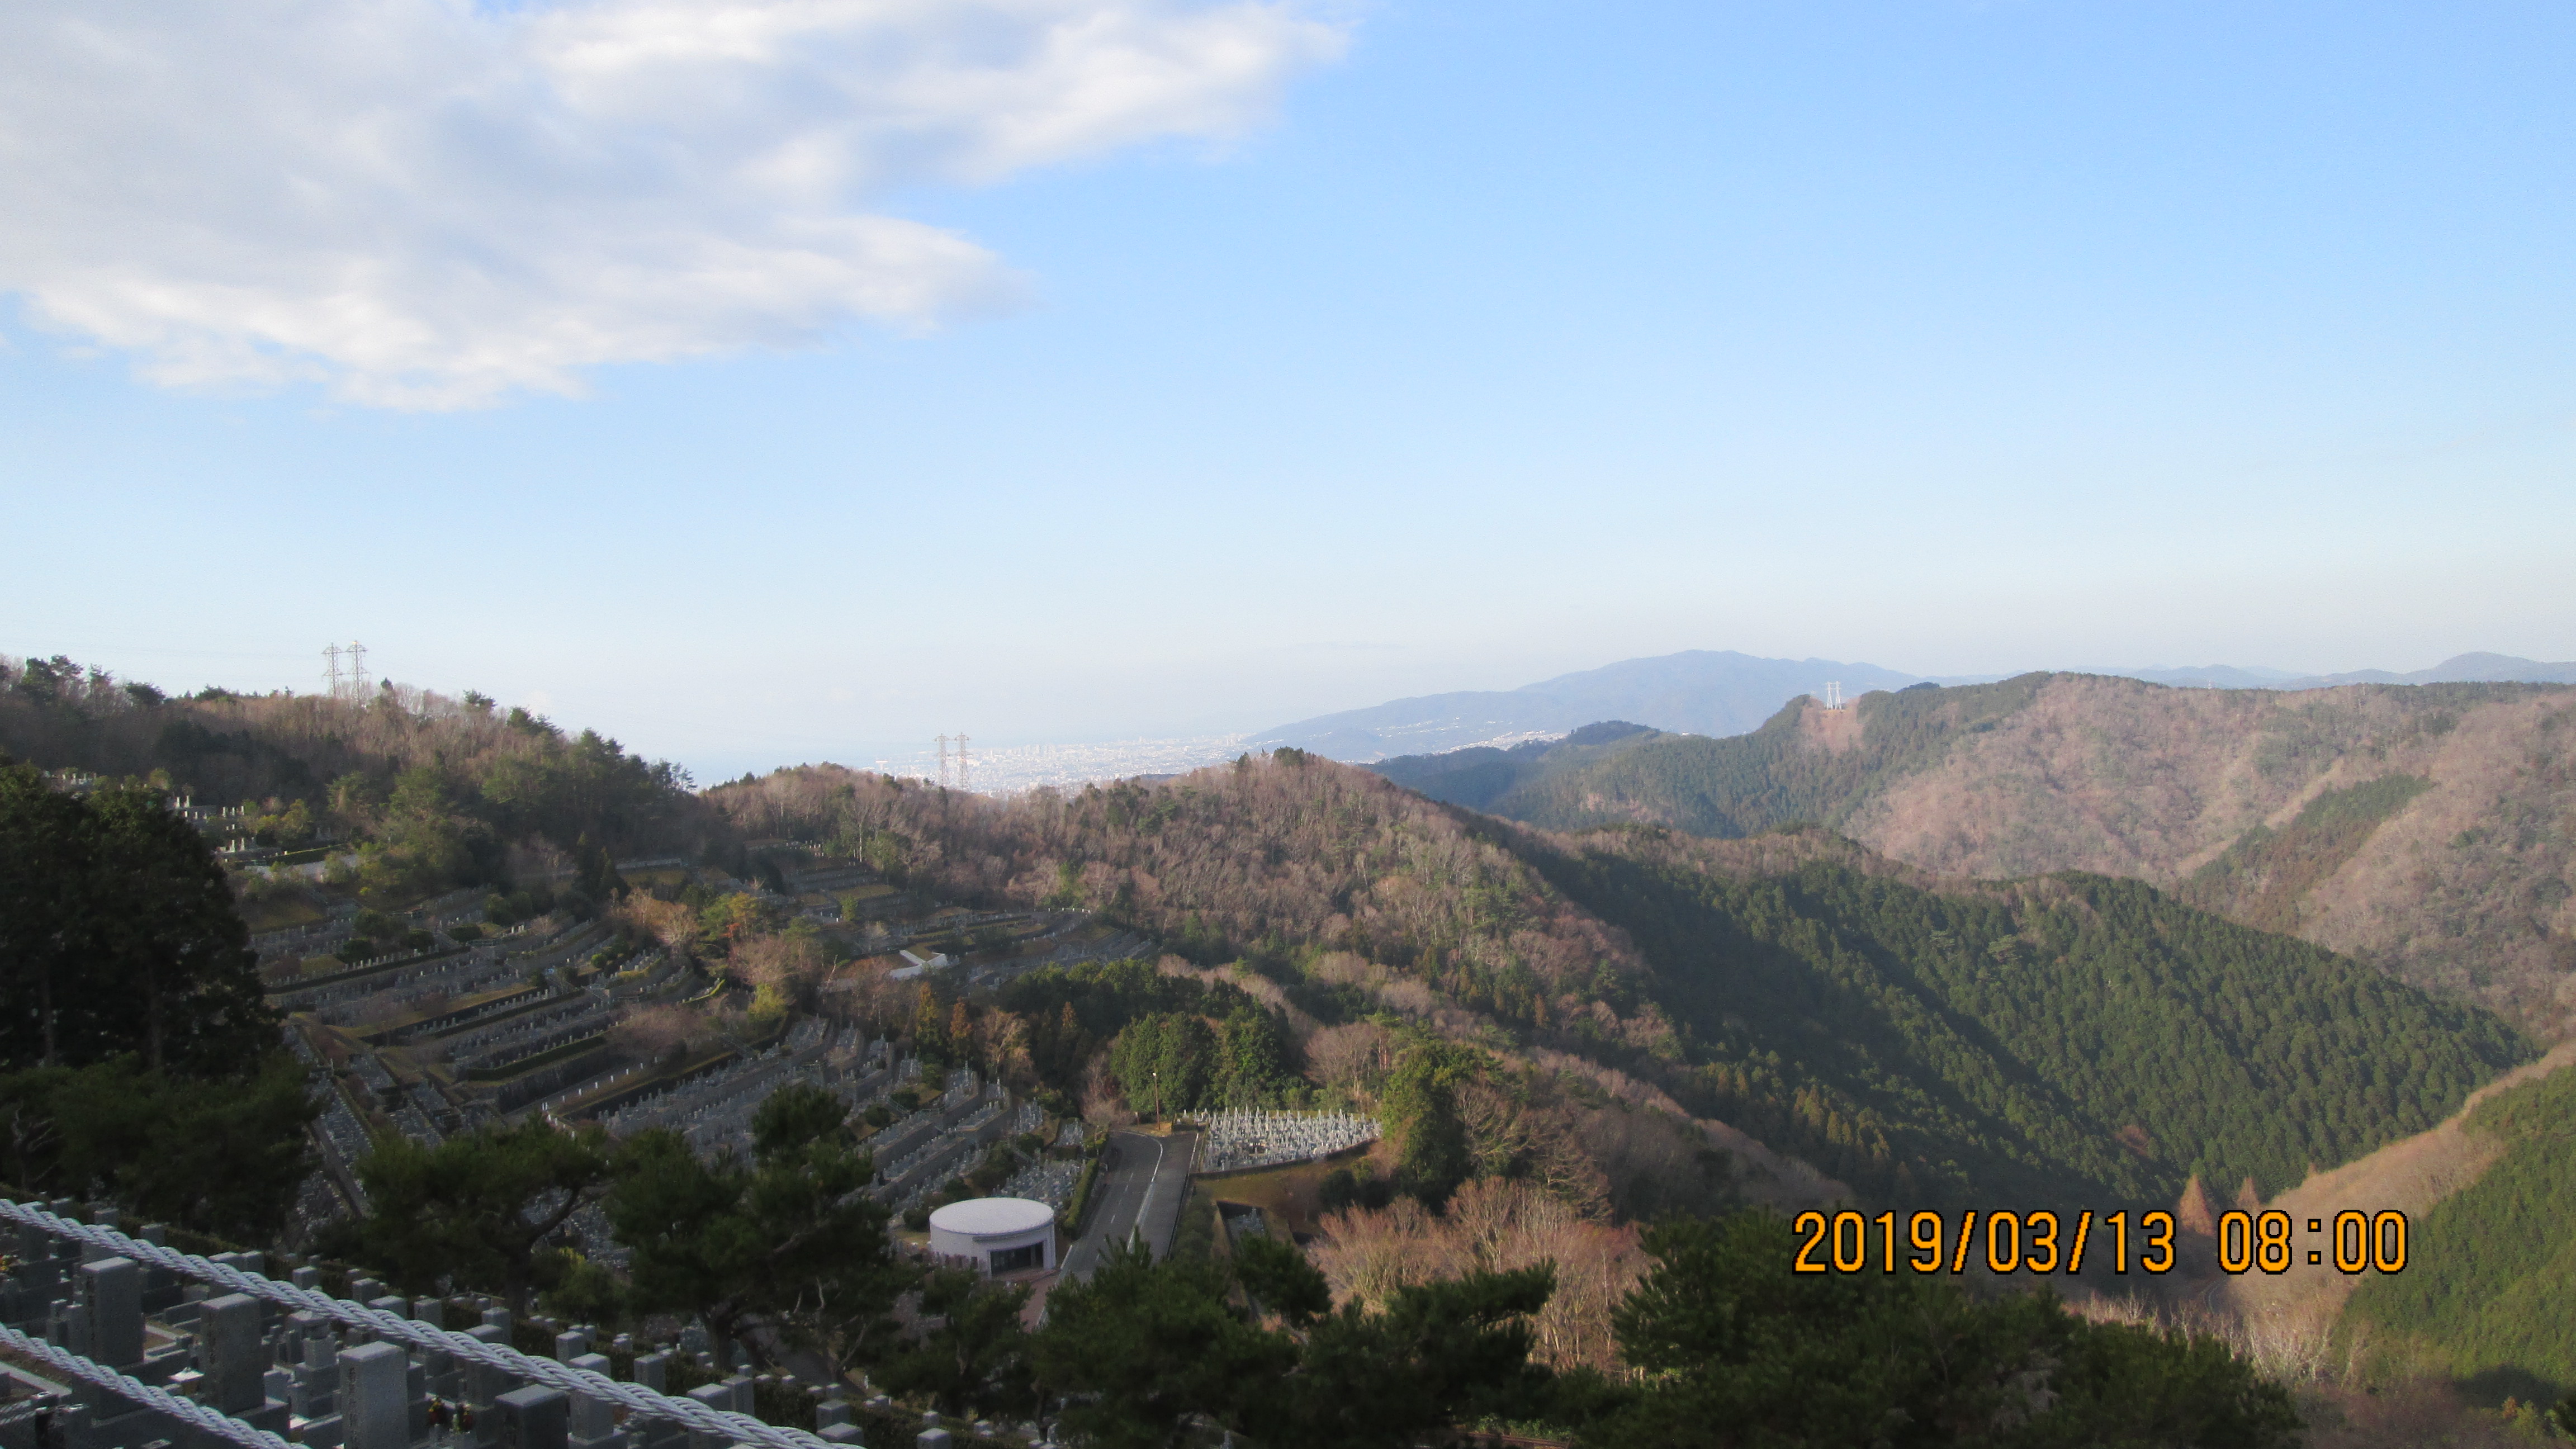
<box><xmin>0</xmin><ymin>1204</ymin><xmax>899</xmax><ymax>1449</ymax></box>
<box><xmin>0</xmin><ymin>1205</ymin><xmax>1014</xmax><ymax>1449</ymax></box>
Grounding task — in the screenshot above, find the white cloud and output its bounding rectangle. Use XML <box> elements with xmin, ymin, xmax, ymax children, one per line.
<box><xmin>0</xmin><ymin>0</ymin><xmax>1345</xmax><ymax>408</ymax></box>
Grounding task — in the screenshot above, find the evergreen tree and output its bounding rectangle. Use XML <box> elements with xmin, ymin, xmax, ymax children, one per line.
<box><xmin>0</xmin><ymin>765</ymin><xmax>276</xmax><ymax>1075</ymax></box>
<box><xmin>340</xmin><ymin>1117</ymin><xmax>621</xmax><ymax>1308</ymax></box>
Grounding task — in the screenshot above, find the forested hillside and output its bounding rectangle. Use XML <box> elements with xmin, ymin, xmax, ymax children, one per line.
<box><xmin>1521</xmin><ymin>828</ymin><xmax>2527</xmax><ymax>1205</ymax></box>
<box><xmin>1375</xmin><ymin>673</ymin><xmax>2576</xmax><ymax>1033</ymax></box>
<box><xmin>707</xmin><ymin>753</ymin><xmax>2529</xmax><ymax>1211</ymax></box>
<box><xmin>2342</xmin><ymin>1061</ymin><xmax>2576</xmax><ymax>1404</ymax></box>
<box><xmin>1368</xmin><ymin>719</ymin><xmax>1664</xmax><ymax>811</ymax></box>
<box><xmin>0</xmin><ymin>654</ymin><xmax>709</xmax><ymax>899</ymax></box>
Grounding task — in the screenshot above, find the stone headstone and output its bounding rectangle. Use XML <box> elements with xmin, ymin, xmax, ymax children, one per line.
<box><xmin>914</xmin><ymin>1429</ymin><xmax>949</xmax><ymax>1449</ymax></box>
<box><xmin>463</xmin><ymin>1323</ymin><xmax>516</xmax><ymax>1407</ymax></box>
<box><xmin>555</xmin><ymin>1329</ymin><xmax>590</xmax><ymax>1363</ymax></box>
<box><xmin>566</xmin><ymin>1355</ymin><xmax>615</xmax><ymax>1441</ymax></box>
<box><xmin>496</xmin><ymin>1386</ymin><xmax>570</xmax><ymax>1449</ymax></box>
<box><xmin>721</xmin><ymin>1377</ymin><xmax>754</xmax><ymax>1415</ymax></box>
<box><xmin>629</xmin><ymin>1352</ymin><xmax>669</xmax><ymax>1394</ymax></box>
<box><xmin>818</xmin><ymin>1428</ymin><xmax>861</xmax><ymax>1446</ymax></box>
<box><xmin>415</xmin><ymin>1298</ymin><xmax>448</xmax><ymax>1329</ymax></box>
<box><xmin>201</xmin><ymin>1293</ymin><xmax>267</xmax><ymax>1413</ymax></box>
<box><xmin>351</xmin><ymin>1277</ymin><xmax>386</xmax><ymax>1303</ymax></box>
<box><xmin>79</xmin><ymin>1257</ymin><xmax>142</xmax><ymax>1367</ymax></box>
<box><xmin>681</xmin><ymin>1383</ymin><xmax>735</xmax><ymax>1449</ymax></box>
<box><xmin>338</xmin><ymin>1341</ymin><xmax>408</xmax><ymax>1449</ymax></box>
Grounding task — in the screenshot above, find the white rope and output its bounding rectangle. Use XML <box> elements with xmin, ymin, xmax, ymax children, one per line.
<box><xmin>0</xmin><ymin>1201</ymin><xmax>825</xmax><ymax>1449</ymax></box>
<box><xmin>0</xmin><ymin>1321</ymin><xmax>292</xmax><ymax>1449</ymax></box>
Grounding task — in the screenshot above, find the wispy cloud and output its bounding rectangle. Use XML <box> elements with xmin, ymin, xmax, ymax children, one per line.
<box><xmin>0</xmin><ymin>0</ymin><xmax>1346</xmax><ymax>408</ymax></box>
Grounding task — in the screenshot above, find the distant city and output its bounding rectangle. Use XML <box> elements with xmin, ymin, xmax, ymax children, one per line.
<box><xmin>874</xmin><ymin>735</ymin><xmax>1254</xmax><ymax>794</ymax></box>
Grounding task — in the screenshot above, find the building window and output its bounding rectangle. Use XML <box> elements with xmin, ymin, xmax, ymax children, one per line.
<box><xmin>989</xmin><ymin>1242</ymin><xmax>1044</xmax><ymax>1275</ymax></box>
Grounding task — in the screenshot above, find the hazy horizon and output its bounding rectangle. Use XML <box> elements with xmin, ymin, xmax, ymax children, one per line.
<box><xmin>7</xmin><ymin>2</ymin><xmax>2573</xmax><ymax>780</ymax></box>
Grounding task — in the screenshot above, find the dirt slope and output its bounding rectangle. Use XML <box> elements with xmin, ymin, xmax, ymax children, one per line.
<box><xmin>2211</xmin><ymin>1040</ymin><xmax>2576</xmax><ymax>1331</ymax></box>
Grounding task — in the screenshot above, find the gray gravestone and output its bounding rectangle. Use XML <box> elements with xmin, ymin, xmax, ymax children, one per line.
<box><xmin>201</xmin><ymin>1293</ymin><xmax>267</xmax><ymax>1413</ymax></box>
<box><xmin>629</xmin><ymin>1352</ymin><xmax>668</xmax><ymax>1394</ymax></box>
<box><xmin>683</xmin><ymin>1383</ymin><xmax>734</xmax><ymax>1449</ymax></box>
<box><xmin>462</xmin><ymin>1322</ymin><xmax>516</xmax><ymax>1407</ymax></box>
<box><xmin>78</xmin><ymin>1257</ymin><xmax>141</xmax><ymax>1367</ymax></box>
<box><xmin>339</xmin><ymin>1341</ymin><xmax>409</xmax><ymax>1449</ymax></box>
<box><xmin>566</xmin><ymin>1353</ymin><xmax>617</xmax><ymax>1449</ymax></box>
<box><xmin>496</xmin><ymin>1386</ymin><xmax>570</xmax><ymax>1449</ymax></box>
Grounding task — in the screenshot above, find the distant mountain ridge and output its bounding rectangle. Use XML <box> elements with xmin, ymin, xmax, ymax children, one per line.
<box><xmin>2106</xmin><ymin>652</ymin><xmax>2576</xmax><ymax>691</ymax></box>
<box><xmin>1263</xmin><ymin>649</ymin><xmax>2576</xmax><ymax>761</ymax></box>
<box><xmin>1251</xmin><ymin>650</ymin><xmax>1925</xmax><ymax>760</ymax></box>
<box><xmin>1366</xmin><ymin>671</ymin><xmax>2576</xmax><ymax>1035</ymax></box>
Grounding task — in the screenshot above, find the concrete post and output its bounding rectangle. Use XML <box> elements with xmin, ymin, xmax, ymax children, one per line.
<box><xmin>339</xmin><ymin>1341</ymin><xmax>409</xmax><ymax>1449</ymax></box>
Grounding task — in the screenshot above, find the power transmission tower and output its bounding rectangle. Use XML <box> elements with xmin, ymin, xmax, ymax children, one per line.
<box><xmin>955</xmin><ymin>733</ymin><xmax>970</xmax><ymax>794</ymax></box>
<box><xmin>322</xmin><ymin>643</ymin><xmax>343</xmax><ymax>696</ymax></box>
<box><xmin>347</xmin><ymin>641</ymin><xmax>368</xmax><ymax>695</ymax></box>
<box><xmin>935</xmin><ymin>733</ymin><xmax>950</xmax><ymax>789</ymax></box>
<box><xmin>1825</xmin><ymin>681</ymin><xmax>1843</xmax><ymax>711</ymax></box>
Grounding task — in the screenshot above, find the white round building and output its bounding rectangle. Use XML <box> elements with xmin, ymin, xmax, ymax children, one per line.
<box><xmin>927</xmin><ymin>1197</ymin><xmax>1057</xmax><ymax>1276</ymax></box>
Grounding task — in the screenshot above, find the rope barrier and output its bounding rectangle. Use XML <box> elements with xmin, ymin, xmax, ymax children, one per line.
<box><xmin>0</xmin><ymin>1201</ymin><xmax>826</xmax><ymax>1449</ymax></box>
<box><xmin>0</xmin><ymin>1322</ymin><xmax>293</xmax><ymax>1449</ymax></box>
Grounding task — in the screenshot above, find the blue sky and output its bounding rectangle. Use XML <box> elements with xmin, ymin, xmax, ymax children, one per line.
<box><xmin>6</xmin><ymin>1</ymin><xmax>2574</xmax><ymax>779</ymax></box>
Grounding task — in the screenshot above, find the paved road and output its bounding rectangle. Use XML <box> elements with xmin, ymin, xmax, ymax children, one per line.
<box><xmin>1062</xmin><ymin>1130</ymin><xmax>1197</xmax><ymax>1277</ymax></box>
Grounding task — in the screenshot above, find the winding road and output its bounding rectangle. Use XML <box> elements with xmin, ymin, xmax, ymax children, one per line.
<box><xmin>1062</xmin><ymin>1129</ymin><xmax>1197</xmax><ymax>1277</ymax></box>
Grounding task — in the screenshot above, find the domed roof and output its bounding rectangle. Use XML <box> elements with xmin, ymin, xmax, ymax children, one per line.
<box><xmin>928</xmin><ymin>1197</ymin><xmax>1054</xmax><ymax>1238</ymax></box>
